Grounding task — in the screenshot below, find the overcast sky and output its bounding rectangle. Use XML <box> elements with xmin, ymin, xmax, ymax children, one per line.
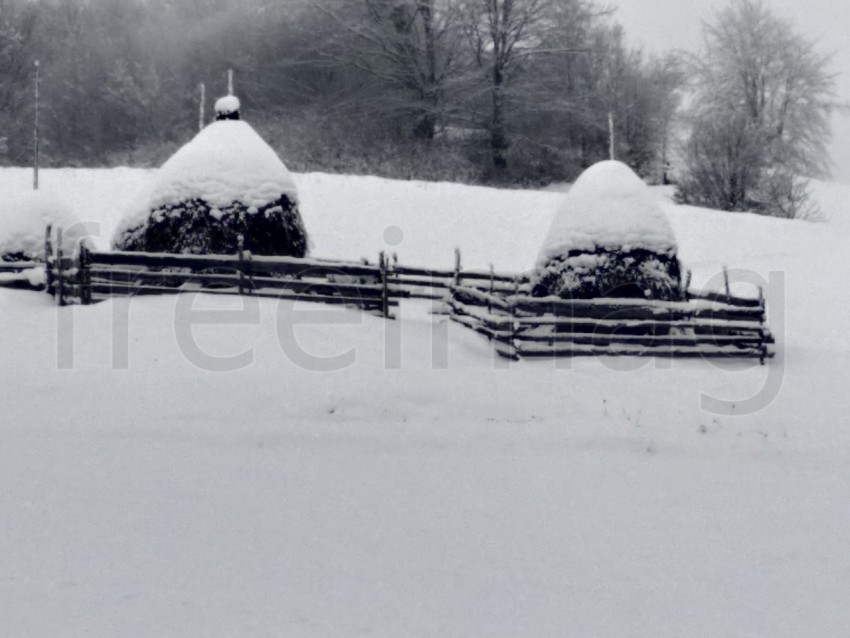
<box><xmin>607</xmin><ymin>0</ymin><xmax>850</xmax><ymax>183</ymax></box>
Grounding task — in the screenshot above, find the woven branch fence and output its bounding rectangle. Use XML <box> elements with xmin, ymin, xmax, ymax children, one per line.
<box><xmin>39</xmin><ymin>226</ymin><xmax>523</xmax><ymax>318</ymax></box>
<box><xmin>448</xmin><ymin>285</ymin><xmax>775</xmax><ymax>364</ymax></box>
<box><xmin>3</xmin><ymin>225</ymin><xmax>775</xmax><ymax>363</ymax></box>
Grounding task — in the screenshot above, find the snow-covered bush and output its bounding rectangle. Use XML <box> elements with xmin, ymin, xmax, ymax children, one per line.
<box><xmin>0</xmin><ymin>191</ymin><xmax>89</xmax><ymax>262</ymax></box>
<box><xmin>532</xmin><ymin>161</ymin><xmax>682</xmax><ymax>300</ymax></box>
<box><xmin>113</xmin><ymin>97</ymin><xmax>308</xmax><ymax>257</ymax></box>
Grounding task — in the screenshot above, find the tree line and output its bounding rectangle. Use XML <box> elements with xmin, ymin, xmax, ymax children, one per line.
<box><xmin>0</xmin><ymin>0</ymin><xmax>683</xmax><ymax>182</ymax></box>
<box><xmin>0</xmin><ymin>0</ymin><xmax>839</xmax><ymax>217</ymax></box>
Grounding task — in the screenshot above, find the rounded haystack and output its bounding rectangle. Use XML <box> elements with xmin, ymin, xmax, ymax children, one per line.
<box><xmin>0</xmin><ymin>191</ymin><xmax>88</xmax><ymax>262</ymax></box>
<box><xmin>532</xmin><ymin>160</ymin><xmax>682</xmax><ymax>300</ymax></box>
<box><xmin>113</xmin><ymin>96</ymin><xmax>308</xmax><ymax>257</ymax></box>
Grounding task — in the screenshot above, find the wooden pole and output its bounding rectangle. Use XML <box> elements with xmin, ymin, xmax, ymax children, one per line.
<box><xmin>55</xmin><ymin>227</ymin><xmax>63</xmax><ymax>306</ymax></box>
<box><xmin>380</xmin><ymin>251</ymin><xmax>389</xmax><ymax>318</ymax></box>
<box><xmin>44</xmin><ymin>224</ymin><xmax>53</xmax><ymax>294</ymax></box>
<box><xmin>488</xmin><ymin>263</ymin><xmax>494</xmax><ymax>313</ymax></box>
<box><xmin>78</xmin><ymin>241</ymin><xmax>91</xmax><ymax>305</ymax></box>
<box><xmin>84</xmin><ymin>243</ymin><xmax>92</xmax><ymax>305</ymax></box>
<box><xmin>199</xmin><ymin>82</ymin><xmax>206</xmax><ymax>132</ymax></box>
<box><xmin>228</xmin><ymin>69</ymin><xmax>234</xmax><ymax>95</ymax></box>
<box><xmin>723</xmin><ymin>266</ymin><xmax>730</xmax><ymax>297</ymax></box>
<box><xmin>608</xmin><ymin>111</ymin><xmax>615</xmax><ymax>161</ymax></box>
<box><xmin>453</xmin><ymin>248</ymin><xmax>461</xmax><ymax>287</ymax></box>
<box><xmin>510</xmin><ymin>276</ymin><xmax>520</xmax><ymax>359</ymax></box>
<box><xmin>237</xmin><ymin>235</ymin><xmax>244</xmax><ymax>294</ymax></box>
<box><xmin>34</xmin><ymin>60</ymin><xmax>40</xmax><ymax>190</ymax></box>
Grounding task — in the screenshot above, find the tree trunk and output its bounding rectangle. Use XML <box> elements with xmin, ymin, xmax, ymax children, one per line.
<box><xmin>490</xmin><ymin>21</ymin><xmax>508</xmax><ymax>173</ymax></box>
<box><xmin>413</xmin><ymin>0</ymin><xmax>439</xmax><ymax>140</ymax></box>
<box><xmin>491</xmin><ymin>81</ymin><xmax>508</xmax><ymax>171</ymax></box>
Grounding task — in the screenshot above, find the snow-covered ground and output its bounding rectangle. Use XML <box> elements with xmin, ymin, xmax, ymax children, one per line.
<box><xmin>2</xmin><ymin>167</ymin><xmax>850</xmax><ymax>637</ymax></box>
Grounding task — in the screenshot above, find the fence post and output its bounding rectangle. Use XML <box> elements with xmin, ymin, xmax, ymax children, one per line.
<box><xmin>244</xmin><ymin>250</ymin><xmax>253</xmax><ymax>293</ymax></box>
<box><xmin>510</xmin><ymin>276</ymin><xmax>520</xmax><ymax>360</ymax></box>
<box><xmin>392</xmin><ymin>253</ymin><xmax>399</xmax><ymax>297</ymax></box>
<box><xmin>758</xmin><ymin>285</ymin><xmax>766</xmax><ymax>365</ymax></box>
<box><xmin>44</xmin><ymin>224</ymin><xmax>54</xmax><ymax>295</ymax></box>
<box><xmin>488</xmin><ymin>263</ymin><xmax>494</xmax><ymax>313</ymax></box>
<box><xmin>723</xmin><ymin>266</ymin><xmax>730</xmax><ymax>297</ymax></box>
<box><xmin>237</xmin><ymin>234</ymin><xmax>245</xmax><ymax>296</ymax></box>
<box><xmin>77</xmin><ymin>241</ymin><xmax>91</xmax><ymax>305</ymax></box>
<box><xmin>380</xmin><ymin>251</ymin><xmax>390</xmax><ymax>318</ymax></box>
<box><xmin>683</xmin><ymin>269</ymin><xmax>692</xmax><ymax>301</ymax></box>
<box><xmin>453</xmin><ymin>247</ymin><xmax>462</xmax><ymax>287</ymax></box>
<box><xmin>55</xmin><ymin>227</ymin><xmax>64</xmax><ymax>306</ymax></box>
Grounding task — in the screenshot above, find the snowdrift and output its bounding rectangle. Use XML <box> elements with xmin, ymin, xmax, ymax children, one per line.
<box><xmin>2</xmin><ymin>166</ymin><xmax>850</xmax><ymax>637</ymax></box>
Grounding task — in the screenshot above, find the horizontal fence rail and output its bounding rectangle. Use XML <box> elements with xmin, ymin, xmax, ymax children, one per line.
<box><xmin>0</xmin><ymin>260</ymin><xmax>44</xmax><ymax>290</ymax></box>
<box><xmin>78</xmin><ymin>245</ymin><xmax>399</xmax><ymax>317</ymax></box>
<box><xmin>39</xmin><ymin>227</ymin><xmax>527</xmax><ymax>317</ymax></box>
<box><xmin>448</xmin><ymin>285</ymin><xmax>775</xmax><ymax>364</ymax></box>
<box><xmin>0</xmin><ymin>261</ymin><xmax>40</xmax><ymax>272</ymax></box>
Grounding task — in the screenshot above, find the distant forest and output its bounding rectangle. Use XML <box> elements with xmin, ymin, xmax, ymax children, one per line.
<box><xmin>0</xmin><ymin>0</ymin><xmax>683</xmax><ymax>185</ymax></box>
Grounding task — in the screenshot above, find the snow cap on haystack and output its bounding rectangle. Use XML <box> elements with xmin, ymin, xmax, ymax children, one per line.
<box><xmin>113</xmin><ymin>95</ymin><xmax>307</xmax><ymax>257</ymax></box>
<box><xmin>532</xmin><ymin>161</ymin><xmax>681</xmax><ymax>300</ymax></box>
<box><xmin>145</xmin><ymin>117</ymin><xmax>298</xmax><ymax>213</ymax></box>
<box><xmin>214</xmin><ymin>95</ymin><xmax>240</xmax><ymax>120</ymax></box>
<box><xmin>536</xmin><ymin>160</ymin><xmax>677</xmax><ymax>267</ymax></box>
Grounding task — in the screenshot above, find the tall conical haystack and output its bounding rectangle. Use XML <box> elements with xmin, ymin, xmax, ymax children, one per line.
<box><xmin>532</xmin><ymin>160</ymin><xmax>682</xmax><ymax>300</ymax></box>
<box><xmin>113</xmin><ymin>96</ymin><xmax>308</xmax><ymax>257</ymax></box>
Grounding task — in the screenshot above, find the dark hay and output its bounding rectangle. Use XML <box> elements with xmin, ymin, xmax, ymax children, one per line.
<box><xmin>532</xmin><ymin>247</ymin><xmax>683</xmax><ymax>301</ymax></box>
<box><xmin>2</xmin><ymin>251</ymin><xmax>35</xmax><ymax>263</ymax></box>
<box><xmin>115</xmin><ymin>194</ymin><xmax>308</xmax><ymax>257</ymax></box>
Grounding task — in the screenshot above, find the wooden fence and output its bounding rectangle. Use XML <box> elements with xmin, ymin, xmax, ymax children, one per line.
<box><xmin>22</xmin><ymin>225</ymin><xmax>776</xmax><ymax>363</ymax></box>
<box><xmin>0</xmin><ymin>260</ymin><xmax>42</xmax><ymax>290</ymax></box>
<box><xmin>40</xmin><ymin>226</ymin><xmax>525</xmax><ymax>316</ymax></box>
<box><xmin>448</xmin><ymin>285</ymin><xmax>776</xmax><ymax>364</ymax></box>
<box><xmin>389</xmin><ymin>249</ymin><xmax>528</xmax><ymax>300</ymax></box>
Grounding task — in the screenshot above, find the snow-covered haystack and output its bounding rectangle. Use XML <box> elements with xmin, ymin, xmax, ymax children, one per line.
<box><xmin>113</xmin><ymin>96</ymin><xmax>308</xmax><ymax>257</ymax></box>
<box><xmin>532</xmin><ymin>161</ymin><xmax>682</xmax><ymax>300</ymax></box>
<box><xmin>0</xmin><ymin>191</ymin><xmax>88</xmax><ymax>261</ymax></box>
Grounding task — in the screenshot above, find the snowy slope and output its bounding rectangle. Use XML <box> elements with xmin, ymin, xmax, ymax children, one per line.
<box><xmin>0</xmin><ymin>167</ymin><xmax>561</xmax><ymax>270</ymax></box>
<box><xmin>1</xmin><ymin>168</ymin><xmax>850</xmax><ymax>637</ymax></box>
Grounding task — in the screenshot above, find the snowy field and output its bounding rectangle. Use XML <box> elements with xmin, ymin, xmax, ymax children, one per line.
<box><xmin>2</xmin><ymin>167</ymin><xmax>850</xmax><ymax>636</ymax></box>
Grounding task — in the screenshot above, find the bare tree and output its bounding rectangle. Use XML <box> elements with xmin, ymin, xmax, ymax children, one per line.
<box><xmin>676</xmin><ymin>0</ymin><xmax>837</xmax><ymax>218</ymax></box>
<box><xmin>312</xmin><ymin>0</ymin><xmax>464</xmax><ymax>140</ymax></box>
<box><xmin>461</xmin><ymin>0</ymin><xmax>549</xmax><ymax>172</ymax></box>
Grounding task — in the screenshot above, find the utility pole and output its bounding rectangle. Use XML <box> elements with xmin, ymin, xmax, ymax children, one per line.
<box><xmin>199</xmin><ymin>82</ymin><xmax>206</xmax><ymax>132</ymax></box>
<box><xmin>34</xmin><ymin>60</ymin><xmax>40</xmax><ymax>190</ymax></box>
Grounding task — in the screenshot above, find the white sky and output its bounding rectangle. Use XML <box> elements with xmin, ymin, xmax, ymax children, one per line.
<box><xmin>607</xmin><ymin>0</ymin><xmax>850</xmax><ymax>183</ymax></box>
